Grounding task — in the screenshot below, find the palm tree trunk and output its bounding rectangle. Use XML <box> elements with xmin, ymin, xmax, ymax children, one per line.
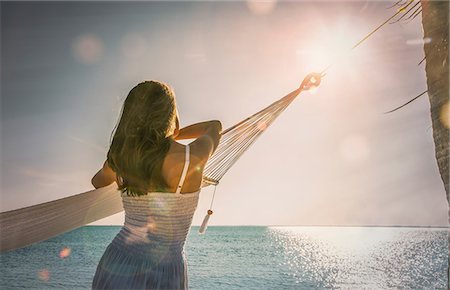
<box><xmin>420</xmin><ymin>0</ymin><xmax>449</xmax><ymax>213</ymax></box>
<box><xmin>420</xmin><ymin>1</ymin><xmax>449</xmax><ymax>286</ymax></box>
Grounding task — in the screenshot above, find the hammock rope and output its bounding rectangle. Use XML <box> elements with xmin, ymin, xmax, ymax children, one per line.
<box><xmin>203</xmin><ymin>90</ymin><xmax>298</xmax><ymax>184</ymax></box>
<box><xmin>0</xmin><ymin>1</ymin><xmax>416</xmax><ymax>252</ymax></box>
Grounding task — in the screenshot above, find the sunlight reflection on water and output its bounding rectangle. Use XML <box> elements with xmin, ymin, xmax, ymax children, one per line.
<box><xmin>267</xmin><ymin>226</ymin><xmax>447</xmax><ymax>289</ymax></box>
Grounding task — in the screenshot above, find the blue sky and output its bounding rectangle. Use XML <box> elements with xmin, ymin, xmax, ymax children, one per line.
<box><xmin>1</xmin><ymin>1</ymin><xmax>448</xmax><ymax>226</ymax></box>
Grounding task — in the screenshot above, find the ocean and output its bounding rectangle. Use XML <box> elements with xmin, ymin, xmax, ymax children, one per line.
<box><xmin>0</xmin><ymin>226</ymin><xmax>447</xmax><ymax>289</ymax></box>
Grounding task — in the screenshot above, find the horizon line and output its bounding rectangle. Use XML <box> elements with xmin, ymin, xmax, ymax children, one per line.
<box><xmin>86</xmin><ymin>224</ymin><xmax>450</xmax><ymax>228</ymax></box>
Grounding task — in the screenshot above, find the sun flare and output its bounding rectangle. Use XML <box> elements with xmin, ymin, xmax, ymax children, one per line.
<box><xmin>296</xmin><ymin>24</ymin><xmax>365</xmax><ymax>75</ymax></box>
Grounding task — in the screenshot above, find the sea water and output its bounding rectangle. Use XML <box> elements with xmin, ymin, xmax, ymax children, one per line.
<box><xmin>0</xmin><ymin>226</ymin><xmax>447</xmax><ymax>289</ymax></box>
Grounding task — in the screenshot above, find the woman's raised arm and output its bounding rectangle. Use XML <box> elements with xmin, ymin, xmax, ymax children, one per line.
<box><xmin>182</xmin><ymin>120</ymin><xmax>222</xmax><ymax>161</ymax></box>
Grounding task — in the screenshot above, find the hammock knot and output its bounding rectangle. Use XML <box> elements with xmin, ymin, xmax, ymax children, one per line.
<box><xmin>300</xmin><ymin>72</ymin><xmax>322</xmax><ymax>91</ymax></box>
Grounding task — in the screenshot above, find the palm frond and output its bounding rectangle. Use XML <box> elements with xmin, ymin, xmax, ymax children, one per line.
<box><xmin>409</xmin><ymin>8</ymin><xmax>423</xmax><ymax>21</ymax></box>
<box><xmin>389</xmin><ymin>1</ymin><xmax>421</xmax><ymax>24</ymax></box>
<box><xmin>418</xmin><ymin>56</ymin><xmax>426</xmax><ymax>66</ymax></box>
<box><xmin>384</xmin><ymin>90</ymin><xmax>428</xmax><ymax>114</ymax></box>
<box><xmin>405</xmin><ymin>5</ymin><xmax>421</xmax><ymax>21</ymax></box>
<box><xmin>386</xmin><ymin>0</ymin><xmax>405</xmax><ymax>9</ymax></box>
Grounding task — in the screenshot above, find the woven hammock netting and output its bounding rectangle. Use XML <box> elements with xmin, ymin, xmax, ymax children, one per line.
<box><xmin>203</xmin><ymin>89</ymin><xmax>299</xmax><ymax>185</ymax></box>
<box><xmin>0</xmin><ymin>86</ymin><xmax>303</xmax><ymax>252</ymax></box>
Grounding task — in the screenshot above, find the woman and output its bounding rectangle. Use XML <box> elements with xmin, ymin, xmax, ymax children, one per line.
<box><xmin>90</xmin><ymin>80</ymin><xmax>222</xmax><ymax>290</ymax></box>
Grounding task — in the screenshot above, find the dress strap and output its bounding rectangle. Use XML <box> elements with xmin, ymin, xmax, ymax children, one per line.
<box><xmin>176</xmin><ymin>145</ymin><xmax>190</xmax><ymax>194</ymax></box>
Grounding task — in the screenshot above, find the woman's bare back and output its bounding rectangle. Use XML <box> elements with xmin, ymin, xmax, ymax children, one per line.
<box><xmin>160</xmin><ymin>139</ymin><xmax>205</xmax><ymax>194</ymax></box>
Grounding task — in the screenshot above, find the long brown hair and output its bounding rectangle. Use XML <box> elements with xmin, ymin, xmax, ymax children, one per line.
<box><xmin>107</xmin><ymin>80</ymin><xmax>177</xmax><ymax>196</ymax></box>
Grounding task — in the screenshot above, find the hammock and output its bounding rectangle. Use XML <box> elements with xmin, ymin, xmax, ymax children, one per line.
<box><xmin>0</xmin><ymin>0</ymin><xmax>418</xmax><ymax>251</ymax></box>
<box><xmin>0</xmin><ymin>76</ymin><xmax>318</xmax><ymax>253</ymax></box>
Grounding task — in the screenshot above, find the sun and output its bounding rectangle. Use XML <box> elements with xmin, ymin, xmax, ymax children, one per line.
<box><xmin>296</xmin><ymin>23</ymin><xmax>365</xmax><ymax>76</ymax></box>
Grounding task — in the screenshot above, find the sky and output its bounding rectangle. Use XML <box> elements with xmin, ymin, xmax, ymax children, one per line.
<box><xmin>1</xmin><ymin>1</ymin><xmax>448</xmax><ymax>227</ymax></box>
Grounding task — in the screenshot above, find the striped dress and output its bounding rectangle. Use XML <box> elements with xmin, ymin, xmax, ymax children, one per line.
<box><xmin>92</xmin><ymin>145</ymin><xmax>200</xmax><ymax>290</ymax></box>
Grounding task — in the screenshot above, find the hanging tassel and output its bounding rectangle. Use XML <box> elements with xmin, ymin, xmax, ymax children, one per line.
<box><xmin>198</xmin><ymin>210</ymin><xmax>213</xmax><ymax>234</ymax></box>
<box><xmin>198</xmin><ymin>185</ymin><xmax>217</xmax><ymax>234</ymax></box>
